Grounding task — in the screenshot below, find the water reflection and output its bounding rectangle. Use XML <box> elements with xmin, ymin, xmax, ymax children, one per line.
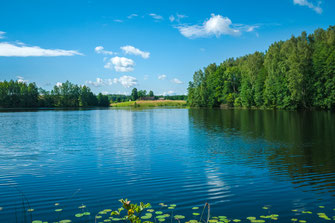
<box><xmin>188</xmin><ymin>109</ymin><xmax>335</xmax><ymax>195</ymax></box>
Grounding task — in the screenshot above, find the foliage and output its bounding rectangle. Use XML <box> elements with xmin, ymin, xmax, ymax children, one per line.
<box><xmin>110</xmin><ymin>199</ymin><xmax>151</xmax><ymax>223</ymax></box>
<box><xmin>187</xmin><ymin>25</ymin><xmax>335</xmax><ymax>110</ymax></box>
<box><xmin>0</xmin><ymin>80</ymin><xmax>110</xmax><ymax>108</ymax></box>
<box><xmin>111</xmin><ymin>100</ymin><xmax>187</xmax><ymax>107</ymax></box>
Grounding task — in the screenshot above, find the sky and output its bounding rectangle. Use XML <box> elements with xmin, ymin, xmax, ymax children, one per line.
<box><xmin>0</xmin><ymin>0</ymin><xmax>334</xmax><ymax>95</ymax></box>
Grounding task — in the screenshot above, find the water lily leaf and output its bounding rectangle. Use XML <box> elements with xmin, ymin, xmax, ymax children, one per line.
<box><xmin>193</xmin><ymin>213</ymin><xmax>200</xmax><ymax>216</ymax></box>
<box><xmin>168</xmin><ymin>207</ymin><xmax>175</xmax><ymax>209</ymax></box>
<box><xmin>104</xmin><ymin>209</ymin><xmax>112</xmax><ymax>212</ymax></box>
<box><xmin>174</xmin><ymin>215</ymin><xmax>185</xmax><ymax>219</ymax></box>
<box><xmin>158</xmin><ymin>219</ymin><xmax>165</xmax><ymax>222</ymax></box>
<box><xmin>111</xmin><ymin>218</ymin><xmax>121</xmax><ymax>221</ymax></box>
<box><xmin>27</xmin><ymin>209</ymin><xmax>34</xmax><ymax>212</ymax></box>
<box><xmin>55</xmin><ymin>203</ymin><xmax>59</xmax><ymax>206</ymax></box>
<box><xmin>319</xmin><ymin>206</ymin><xmax>325</xmax><ymax>208</ymax></box>
<box><xmin>75</xmin><ymin>213</ymin><xmax>83</xmax><ymax>217</ymax></box>
<box><xmin>78</xmin><ymin>205</ymin><xmax>86</xmax><ymax>209</ymax></box>
<box><xmin>83</xmin><ymin>212</ymin><xmax>90</xmax><ymax>215</ymax></box>
<box><xmin>59</xmin><ymin>220</ymin><xmax>71</xmax><ymax>223</ymax></box>
<box><xmin>192</xmin><ymin>207</ymin><xmax>199</xmax><ymax>210</ymax></box>
<box><xmin>291</xmin><ymin>219</ymin><xmax>298</xmax><ymax>222</ymax></box>
<box><xmin>233</xmin><ymin>220</ymin><xmax>241</xmax><ymax>222</ymax></box>
<box><xmin>32</xmin><ymin>221</ymin><xmax>42</xmax><ymax>223</ymax></box>
<box><xmin>155</xmin><ymin>211</ymin><xmax>163</xmax><ymax>215</ymax></box>
<box><xmin>170</xmin><ymin>204</ymin><xmax>176</xmax><ymax>207</ymax></box>
<box><xmin>55</xmin><ymin>209</ymin><xmax>63</xmax><ymax>212</ymax></box>
<box><xmin>262</xmin><ymin>207</ymin><xmax>269</xmax><ymax>210</ymax></box>
<box><xmin>96</xmin><ymin>215</ymin><xmax>102</xmax><ymax>219</ymax></box>
<box><xmin>147</xmin><ymin>209</ymin><xmax>154</xmax><ymax>212</ymax></box>
<box><xmin>298</xmin><ymin>220</ymin><xmax>306</xmax><ymax>223</ymax></box>
<box><xmin>104</xmin><ymin>220</ymin><xmax>111</xmax><ymax>222</ymax></box>
<box><xmin>208</xmin><ymin>220</ymin><xmax>218</xmax><ymax>223</ymax></box>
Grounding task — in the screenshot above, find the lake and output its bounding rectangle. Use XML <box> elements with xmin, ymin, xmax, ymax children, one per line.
<box><xmin>0</xmin><ymin>108</ymin><xmax>334</xmax><ymax>223</ymax></box>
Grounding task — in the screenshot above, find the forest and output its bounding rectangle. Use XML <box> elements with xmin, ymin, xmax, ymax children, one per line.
<box><xmin>187</xmin><ymin>26</ymin><xmax>335</xmax><ymax>110</ymax></box>
<box><xmin>0</xmin><ymin>80</ymin><xmax>110</xmax><ymax>108</ymax></box>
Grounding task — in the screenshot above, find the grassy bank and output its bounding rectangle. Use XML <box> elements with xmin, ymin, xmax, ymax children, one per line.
<box><xmin>110</xmin><ymin>100</ymin><xmax>187</xmax><ymax>108</ymax></box>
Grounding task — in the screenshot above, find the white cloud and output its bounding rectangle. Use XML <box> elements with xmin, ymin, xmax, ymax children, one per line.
<box><xmin>86</xmin><ymin>76</ymin><xmax>137</xmax><ymax>88</ymax></box>
<box><xmin>293</xmin><ymin>0</ymin><xmax>322</xmax><ymax>13</ymax></box>
<box><xmin>0</xmin><ymin>31</ymin><xmax>5</xmax><ymax>39</ymax></box>
<box><xmin>128</xmin><ymin>14</ymin><xmax>138</xmax><ymax>19</ymax></box>
<box><xmin>169</xmin><ymin>14</ymin><xmax>187</xmax><ymax>22</ymax></box>
<box><xmin>118</xmin><ymin>75</ymin><xmax>138</xmax><ymax>88</ymax></box>
<box><xmin>95</xmin><ymin>46</ymin><xmax>114</xmax><ymax>55</ymax></box>
<box><xmin>172</xmin><ymin>78</ymin><xmax>183</xmax><ymax>84</ymax></box>
<box><xmin>0</xmin><ymin>42</ymin><xmax>83</xmax><ymax>57</ymax></box>
<box><xmin>158</xmin><ymin>74</ymin><xmax>167</xmax><ymax>80</ymax></box>
<box><xmin>86</xmin><ymin>78</ymin><xmax>104</xmax><ymax>87</ymax></box>
<box><xmin>149</xmin><ymin>13</ymin><xmax>163</xmax><ymax>20</ymax></box>
<box><xmin>162</xmin><ymin>90</ymin><xmax>175</xmax><ymax>96</ymax></box>
<box><xmin>56</xmin><ymin>82</ymin><xmax>63</xmax><ymax>87</ymax></box>
<box><xmin>17</xmin><ymin>76</ymin><xmax>28</xmax><ymax>83</ymax></box>
<box><xmin>114</xmin><ymin>19</ymin><xmax>123</xmax><ymax>23</ymax></box>
<box><xmin>120</xmin><ymin>45</ymin><xmax>150</xmax><ymax>59</ymax></box>
<box><xmin>104</xmin><ymin>56</ymin><xmax>135</xmax><ymax>72</ymax></box>
<box><xmin>177</xmin><ymin>14</ymin><xmax>241</xmax><ymax>38</ymax></box>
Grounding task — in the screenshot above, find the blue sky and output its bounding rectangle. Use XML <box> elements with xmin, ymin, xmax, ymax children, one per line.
<box><xmin>0</xmin><ymin>0</ymin><xmax>334</xmax><ymax>95</ymax></box>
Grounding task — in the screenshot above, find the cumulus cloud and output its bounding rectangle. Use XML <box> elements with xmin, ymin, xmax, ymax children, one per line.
<box><xmin>149</xmin><ymin>13</ymin><xmax>163</xmax><ymax>20</ymax></box>
<box><xmin>118</xmin><ymin>75</ymin><xmax>138</xmax><ymax>88</ymax></box>
<box><xmin>0</xmin><ymin>42</ymin><xmax>83</xmax><ymax>57</ymax></box>
<box><xmin>128</xmin><ymin>14</ymin><xmax>138</xmax><ymax>19</ymax></box>
<box><xmin>293</xmin><ymin>0</ymin><xmax>322</xmax><ymax>14</ymax></box>
<box><xmin>114</xmin><ymin>19</ymin><xmax>123</xmax><ymax>23</ymax></box>
<box><xmin>17</xmin><ymin>76</ymin><xmax>28</xmax><ymax>83</ymax></box>
<box><xmin>56</xmin><ymin>82</ymin><xmax>63</xmax><ymax>87</ymax></box>
<box><xmin>177</xmin><ymin>14</ymin><xmax>241</xmax><ymax>38</ymax></box>
<box><xmin>104</xmin><ymin>56</ymin><xmax>135</xmax><ymax>72</ymax></box>
<box><xmin>163</xmin><ymin>90</ymin><xmax>175</xmax><ymax>96</ymax></box>
<box><xmin>158</xmin><ymin>74</ymin><xmax>167</xmax><ymax>80</ymax></box>
<box><xmin>120</xmin><ymin>45</ymin><xmax>150</xmax><ymax>59</ymax></box>
<box><xmin>95</xmin><ymin>46</ymin><xmax>114</xmax><ymax>55</ymax></box>
<box><xmin>0</xmin><ymin>31</ymin><xmax>5</xmax><ymax>39</ymax></box>
<box><xmin>172</xmin><ymin>78</ymin><xmax>183</xmax><ymax>84</ymax></box>
<box><xmin>86</xmin><ymin>76</ymin><xmax>137</xmax><ymax>88</ymax></box>
<box><xmin>169</xmin><ymin>14</ymin><xmax>187</xmax><ymax>22</ymax></box>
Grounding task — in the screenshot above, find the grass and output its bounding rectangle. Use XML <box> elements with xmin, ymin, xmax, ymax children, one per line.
<box><xmin>110</xmin><ymin>100</ymin><xmax>187</xmax><ymax>108</ymax></box>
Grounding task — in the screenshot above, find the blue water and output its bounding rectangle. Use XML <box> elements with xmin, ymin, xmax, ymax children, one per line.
<box><xmin>0</xmin><ymin>108</ymin><xmax>334</xmax><ymax>222</ymax></box>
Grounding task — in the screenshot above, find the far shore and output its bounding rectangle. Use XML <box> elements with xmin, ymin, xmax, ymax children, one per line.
<box><xmin>110</xmin><ymin>100</ymin><xmax>187</xmax><ymax>108</ymax></box>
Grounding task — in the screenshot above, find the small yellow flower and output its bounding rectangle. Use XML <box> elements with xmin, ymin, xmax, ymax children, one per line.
<box><xmin>128</xmin><ymin>209</ymin><xmax>134</xmax><ymax>215</ymax></box>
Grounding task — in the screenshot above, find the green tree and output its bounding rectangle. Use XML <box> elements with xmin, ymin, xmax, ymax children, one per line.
<box><xmin>131</xmin><ymin>88</ymin><xmax>138</xmax><ymax>101</ymax></box>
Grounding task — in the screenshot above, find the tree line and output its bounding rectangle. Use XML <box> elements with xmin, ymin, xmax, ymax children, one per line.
<box><xmin>0</xmin><ymin>80</ymin><xmax>110</xmax><ymax>108</ymax></box>
<box><xmin>188</xmin><ymin>25</ymin><xmax>335</xmax><ymax>110</ymax></box>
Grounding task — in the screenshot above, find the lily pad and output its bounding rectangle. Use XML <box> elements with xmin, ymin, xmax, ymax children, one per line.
<box><xmin>147</xmin><ymin>209</ymin><xmax>154</xmax><ymax>212</ymax></box>
<box><xmin>32</xmin><ymin>221</ymin><xmax>42</xmax><ymax>223</ymax></box>
<box><xmin>319</xmin><ymin>206</ymin><xmax>325</xmax><ymax>208</ymax></box>
<box><xmin>55</xmin><ymin>203</ymin><xmax>59</xmax><ymax>206</ymax></box>
<box><xmin>192</xmin><ymin>207</ymin><xmax>199</xmax><ymax>210</ymax></box>
<box><xmin>174</xmin><ymin>215</ymin><xmax>185</xmax><ymax>219</ymax></box>
<box><xmin>158</xmin><ymin>219</ymin><xmax>165</xmax><ymax>222</ymax></box>
<box><xmin>27</xmin><ymin>209</ymin><xmax>34</xmax><ymax>212</ymax></box>
<box><xmin>170</xmin><ymin>204</ymin><xmax>177</xmax><ymax>207</ymax></box>
<box><xmin>155</xmin><ymin>211</ymin><xmax>163</xmax><ymax>215</ymax></box>
<box><xmin>75</xmin><ymin>213</ymin><xmax>83</xmax><ymax>217</ymax></box>
<box><xmin>168</xmin><ymin>207</ymin><xmax>175</xmax><ymax>209</ymax></box>
<box><xmin>79</xmin><ymin>205</ymin><xmax>86</xmax><ymax>209</ymax></box>
<box><xmin>83</xmin><ymin>212</ymin><xmax>90</xmax><ymax>216</ymax></box>
<box><xmin>59</xmin><ymin>220</ymin><xmax>71</xmax><ymax>223</ymax></box>
<box><xmin>55</xmin><ymin>209</ymin><xmax>63</xmax><ymax>212</ymax></box>
<box><xmin>192</xmin><ymin>213</ymin><xmax>200</xmax><ymax>216</ymax></box>
<box><xmin>233</xmin><ymin>220</ymin><xmax>241</xmax><ymax>222</ymax></box>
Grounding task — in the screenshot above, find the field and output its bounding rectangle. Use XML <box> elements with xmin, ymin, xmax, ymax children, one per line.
<box><xmin>110</xmin><ymin>100</ymin><xmax>187</xmax><ymax>107</ymax></box>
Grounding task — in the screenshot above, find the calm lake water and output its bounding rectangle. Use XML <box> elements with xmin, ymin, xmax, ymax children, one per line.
<box><xmin>0</xmin><ymin>108</ymin><xmax>334</xmax><ymax>223</ymax></box>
